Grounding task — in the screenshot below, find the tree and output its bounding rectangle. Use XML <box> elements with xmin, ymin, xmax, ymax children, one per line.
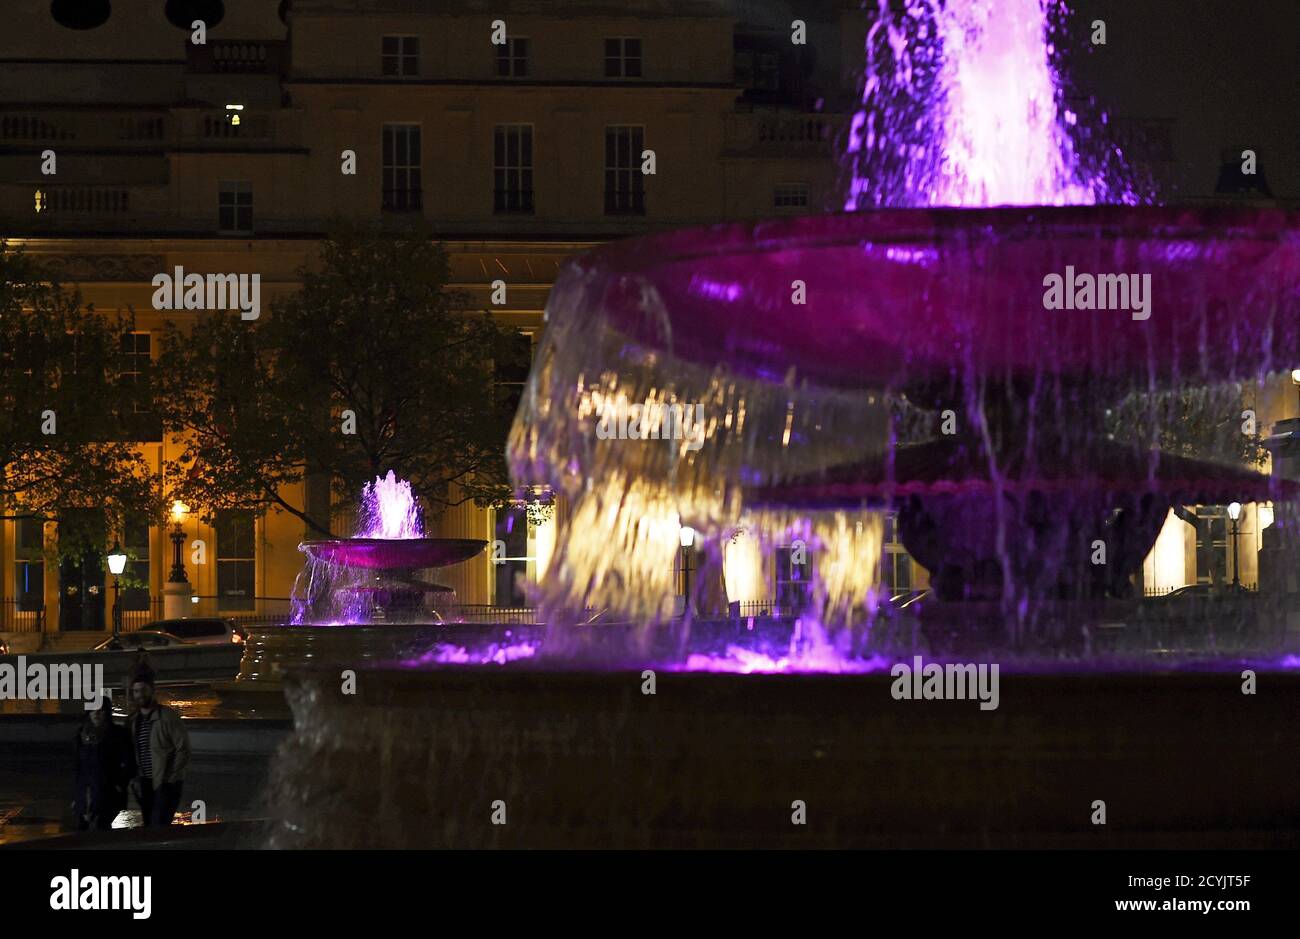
<box><xmin>0</xmin><ymin>244</ymin><xmax>158</xmax><ymax>555</ymax></box>
<box><xmin>156</xmin><ymin>225</ymin><xmax>527</xmax><ymax>536</ymax></box>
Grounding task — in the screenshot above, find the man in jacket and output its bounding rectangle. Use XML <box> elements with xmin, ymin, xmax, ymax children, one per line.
<box><xmin>127</xmin><ymin>668</ymin><xmax>191</xmax><ymax>826</ymax></box>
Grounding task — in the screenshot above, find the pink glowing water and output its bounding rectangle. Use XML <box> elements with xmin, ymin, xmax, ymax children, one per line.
<box><xmin>357</xmin><ymin>470</ymin><xmax>424</xmax><ymax>540</ymax></box>
<box><xmin>845</xmin><ymin>0</ymin><xmax>1129</xmax><ymax>208</ymax></box>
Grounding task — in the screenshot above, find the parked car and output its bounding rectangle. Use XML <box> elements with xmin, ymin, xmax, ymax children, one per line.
<box><xmin>92</xmin><ymin>630</ymin><xmax>190</xmax><ymax>652</ymax></box>
<box><xmin>134</xmin><ymin>617</ymin><xmax>246</xmax><ymax>646</ymax></box>
<box><xmin>1155</xmin><ymin>583</ymin><xmax>1253</xmax><ymax>601</ymax></box>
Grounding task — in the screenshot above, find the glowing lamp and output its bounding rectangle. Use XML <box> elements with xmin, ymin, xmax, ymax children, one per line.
<box><xmin>679</xmin><ymin>526</ymin><xmax>696</xmax><ymax>548</ymax></box>
<box><xmin>106</xmin><ymin>542</ymin><xmax>128</xmax><ymax>576</ymax></box>
<box><xmin>1227</xmin><ymin>502</ymin><xmax>1242</xmax><ymax>521</ymax></box>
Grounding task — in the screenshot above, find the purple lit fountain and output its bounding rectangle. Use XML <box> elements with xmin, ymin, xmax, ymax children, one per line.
<box><xmin>508</xmin><ymin>0</ymin><xmax>1300</xmax><ymax>662</ymax></box>
<box><xmin>290</xmin><ymin>472</ymin><xmax>486</xmax><ymax>626</ymax></box>
<box><xmin>266</xmin><ymin>2</ymin><xmax>1300</xmax><ymax>848</ymax></box>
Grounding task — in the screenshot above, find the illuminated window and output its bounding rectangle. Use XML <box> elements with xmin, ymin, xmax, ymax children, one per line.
<box><xmin>15</xmin><ymin>518</ymin><xmax>45</xmax><ymax>612</ymax></box>
<box><xmin>775</xmin><ymin>545</ymin><xmax>812</xmax><ymax>614</ymax></box>
<box><xmin>883</xmin><ymin>513</ymin><xmax>914</xmax><ymax>595</ymax></box>
<box><xmin>122</xmin><ymin>514</ymin><xmax>151</xmax><ymax>611</ymax></box>
<box><xmin>493</xmin><ymin>505</ymin><xmax>530</xmax><ymax>606</ymax></box>
<box><xmin>216</xmin><ymin>509</ymin><xmax>255</xmax><ymax>611</ymax></box>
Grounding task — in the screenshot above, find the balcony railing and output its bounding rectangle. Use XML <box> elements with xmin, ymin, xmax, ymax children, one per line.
<box><xmin>36</xmin><ymin>187</ymin><xmax>131</xmax><ymax>214</ymax></box>
<box><xmin>725</xmin><ymin>111</ymin><xmax>841</xmax><ymax>156</ymax></box>
<box><xmin>186</xmin><ymin>39</ymin><xmax>288</xmax><ymax>75</ymax></box>
<box><xmin>0</xmin><ymin>114</ymin><xmax>76</xmax><ymax>141</ymax></box>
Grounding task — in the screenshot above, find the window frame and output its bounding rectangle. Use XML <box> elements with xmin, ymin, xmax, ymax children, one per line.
<box><xmin>217</xmin><ymin>180</ymin><xmax>253</xmax><ymax>233</ymax></box>
<box><xmin>381</xmin><ymin>123</ymin><xmax>423</xmax><ymax>212</ymax></box>
<box><xmin>493</xmin><ymin>123</ymin><xmax>535</xmax><ymax>215</ymax></box>
<box><xmin>381</xmin><ymin>34</ymin><xmax>420</xmax><ymax>77</ymax></box>
<box><xmin>603</xmin><ymin>124</ymin><xmax>646</xmax><ymax>216</ymax></box>
<box><xmin>215</xmin><ymin>509</ymin><xmax>257</xmax><ymax>612</ymax></box>
<box><xmin>495</xmin><ymin>36</ymin><xmax>529</xmax><ymax>77</ymax></box>
<box><xmin>604</xmin><ymin>37</ymin><xmax>642</xmax><ymax>78</ymax></box>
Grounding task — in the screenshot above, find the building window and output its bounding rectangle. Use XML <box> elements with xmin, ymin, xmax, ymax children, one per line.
<box><xmin>493</xmin><ymin>124</ymin><xmax>534</xmax><ymax>214</ymax></box>
<box><xmin>218</xmin><ymin>181</ymin><xmax>252</xmax><ymax>232</ymax></box>
<box><xmin>14</xmin><ymin>517</ymin><xmax>44</xmax><ymax>612</ymax></box>
<box><xmin>736</xmin><ymin>50</ymin><xmax>782</xmax><ymax>92</ymax></box>
<box><xmin>493</xmin><ymin>505</ymin><xmax>530</xmax><ymax>607</ymax></box>
<box><xmin>496</xmin><ymin>37</ymin><xmax>528</xmax><ymax>77</ymax></box>
<box><xmin>382</xmin><ymin>35</ymin><xmax>419</xmax><ymax>76</ymax></box>
<box><xmin>495</xmin><ymin>330</ymin><xmax>532</xmax><ymax>418</ymax></box>
<box><xmin>122</xmin><ymin>514</ymin><xmax>151</xmax><ymax>612</ymax></box>
<box><xmin>119</xmin><ymin>332</ymin><xmax>151</xmax><ymax>408</ymax></box>
<box><xmin>883</xmin><ymin>513</ymin><xmax>914</xmax><ymax>595</ymax></box>
<box><xmin>216</xmin><ymin>509</ymin><xmax>256</xmax><ymax>611</ymax></box>
<box><xmin>381</xmin><ymin>124</ymin><xmax>422</xmax><ymax>211</ymax></box>
<box><xmin>774</xmin><ymin>182</ymin><xmax>810</xmax><ymax>209</ymax></box>
<box><xmin>1195</xmin><ymin>506</ymin><xmax>1230</xmax><ymax>586</ymax></box>
<box><xmin>775</xmin><ymin>545</ymin><xmax>812</xmax><ymax>614</ymax></box>
<box><xmin>604</xmin><ymin>125</ymin><xmax>645</xmax><ymax>215</ymax></box>
<box><xmin>604</xmin><ymin>37</ymin><xmax>642</xmax><ymax>78</ymax></box>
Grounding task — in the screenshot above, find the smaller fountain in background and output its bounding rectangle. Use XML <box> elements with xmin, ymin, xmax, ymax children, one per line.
<box><xmin>289</xmin><ymin>471</ymin><xmax>486</xmax><ymax>626</ymax></box>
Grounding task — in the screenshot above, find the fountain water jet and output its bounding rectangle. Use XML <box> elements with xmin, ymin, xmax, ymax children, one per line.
<box><xmin>290</xmin><ymin>471</ymin><xmax>487</xmax><ymax>626</ymax></box>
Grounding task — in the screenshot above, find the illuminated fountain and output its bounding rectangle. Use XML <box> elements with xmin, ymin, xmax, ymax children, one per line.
<box><xmin>266</xmin><ymin>1</ymin><xmax>1300</xmax><ymax>847</ymax></box>
<box><xmin>289</xmin><ymin>472</ymin><xmax>485</xmax><ymax>626</ymax></box>
<box><xmin>509</xmin><ymin>0</ymin><xmax>1300</xmax><ymax>659</ymax></box>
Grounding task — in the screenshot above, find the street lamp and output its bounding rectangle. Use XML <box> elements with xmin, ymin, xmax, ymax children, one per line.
<box><xmin>1227</xmin><ymin>502</ymin><xmax>1242</xmax><ymax>589</ymax></box>
<box><xmin>168</xmin><ymin>501</ymin><xmax>188</xmax><ymax>583</ymax></box>
<box><xmin>1291</xmin><ymin>369</ymin><xmax>1300</xmax><ymax>412</ymax></box>
<box><xmin>106</xmin><ymin>540</ymin><xmax>127</xmax><ymax>638</ymax></box>
<box><xmin>679</xmin><ymin>526</ymin><xmax>696</xmax><ymax>616</ymax></box>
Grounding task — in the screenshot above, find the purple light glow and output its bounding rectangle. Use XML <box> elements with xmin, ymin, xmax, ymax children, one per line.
<box><xmin>845</xmin><ymin>0</ymin><xmax>1125</xmax><ymax>209</ymax></box>
<box><xmin>404</xmin><ymin>640</ymin><xmax>540</xmax><ymax>666</ymax></box>
<box><xmin>674</xmin><ymin>646</ymin><xmax>890</xmax><ymax>675</ymax></box>
<box><xmin>357</xmin><ymin>470</ymin><xmax>424</xmax><ymax>540</ymax></box>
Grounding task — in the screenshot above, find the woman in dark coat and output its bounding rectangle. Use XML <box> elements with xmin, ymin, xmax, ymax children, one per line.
<box><xmin>72</xmin><ymin>695</ymin><xmax>134</xmax><ymax>830</ymax></box>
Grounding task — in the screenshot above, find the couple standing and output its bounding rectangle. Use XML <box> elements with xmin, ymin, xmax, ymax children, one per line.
<box><xmin>73</xmin><ymin>665</ymin><xmax>191</xmax><ymax>830</ymax></box>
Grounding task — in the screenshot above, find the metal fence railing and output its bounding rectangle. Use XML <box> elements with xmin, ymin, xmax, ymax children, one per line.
<box><xmin>451</xmin><ymin>605</ymin><xmax>539</xmax><ymax>625</ymax></box>
<box><xmin>0</xmin><ymin>599</ymin><xmax>45</xmax><ymax>634</ymax></box>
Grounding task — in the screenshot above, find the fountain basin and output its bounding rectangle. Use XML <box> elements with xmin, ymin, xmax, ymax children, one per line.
<box><xmin>267</xmin><ymin>663</ymin><xmax>1300</xmax><ymax>848</ymax></box>
<box><xmin>301</xmin><ymin>538</ymin><xmax>487</xmax><ymax>570</ymax></box>
<box><xmin>585</xmin><ymin>206</ymin><xmax>1300</xmax><ymax>394</ymax></box>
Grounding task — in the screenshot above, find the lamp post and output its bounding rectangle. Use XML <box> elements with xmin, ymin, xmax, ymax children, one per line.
<box><xmin>163</xmin><ymin>500</ymin><xmax>192</xmax><ymax>619</ymax></box>
<box><xmin>107</xmin><ymin>541</ymin><xmax>127</xmax><ymax>638</ymax></box>
<box><xmin>1227</xmin><ymin>502</ymin><xmax>1242</xmax><ymax>589</ymax></box>
<box><xmin>679</xmin><ymin>526</ymin><xmax>696</xmax><ymax>616</ymax></box>
<box><xmin>168</xmin><ymin>501</ymin><xmax>188</xmax><ymax>581</ymax></box>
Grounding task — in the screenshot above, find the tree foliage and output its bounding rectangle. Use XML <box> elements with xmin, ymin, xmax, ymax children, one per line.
<box><xmin>0</xmin><ymin>244</ymin><xmax>158</xmax><ymax>555</ymax></box>
<box><xmin>157</xmin><ymin>225</ymin><xmax>527</xmax><ymax>536</ymax></box>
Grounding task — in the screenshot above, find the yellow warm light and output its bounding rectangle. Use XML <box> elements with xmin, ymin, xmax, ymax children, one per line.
<box><xmin>1145</xmin><ymin>509</ymin><xmax>1189</xmax><ymax>591</ymax></box>
<box><xmin>723</xmin><ymin>530</ymin><xmax>763</xmax><ymax>603</ymax></box>
<box><xmin>532</xmin><ymin>509</ymin><xmax>556</xmax><ymax>581</ymax></box>
<box><xmin>171</xmin><ymin>501</ymin><xmax>189</xmax><ymax>523</ymax></box>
